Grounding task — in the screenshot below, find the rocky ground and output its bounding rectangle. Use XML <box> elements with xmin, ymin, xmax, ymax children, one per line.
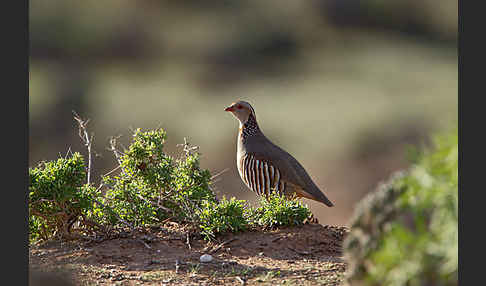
<box><xmin>29</xmin><ymin>223</ymin><xmax>348</xmax><ymax>286</ymax></box>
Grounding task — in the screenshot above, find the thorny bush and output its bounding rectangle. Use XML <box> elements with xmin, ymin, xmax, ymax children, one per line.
<box><xmin>101</xmin><ymin>128</ymin><xmax>216</xmax><ymax>227</ymax></box>
<box><xmin>29</xmin><ymin>153</ymin><xmax>103</xmax><ymax>242</ymax></box>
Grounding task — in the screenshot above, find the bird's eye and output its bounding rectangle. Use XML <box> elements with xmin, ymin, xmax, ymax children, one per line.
<box><xmin>237</xmin><ymin>105</ymin><xmax>243</xmax><ymax>109</ymax></box>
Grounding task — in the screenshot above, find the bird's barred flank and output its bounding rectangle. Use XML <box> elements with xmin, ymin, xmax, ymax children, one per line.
<box><xmin>255</xmin><ymin>159</ymin><xmax>261</xmax><ymax>195</ymax></box>
<box><xmin>242</xmin><ymin>154</ymin><xmax>285</xmax><ymax>196</ymax></box>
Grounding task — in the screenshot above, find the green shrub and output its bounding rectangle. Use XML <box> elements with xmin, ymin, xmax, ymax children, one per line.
<box><xmin>197</xmin><ymin>193</ymin><xmax>313</xmax><ymax>240</ymax></box>
<box><xmin>344</xmin><ymin>128</ymin><xmax>458</xmax><ymax>286</ymax></box>
<box><xmin>100</xmin><ymin>128</ymin><xmax>313</xmax><ymax>236</ymax></box>
<box><xmin>101</xmin><ymin>128</ymin><xmax>216</xmax><ymax>226</ymax></box>
<box><xmin>29</xmin><ymin>152</ymin><xmax>102</xmax><ymax>241</ymax></box>
<box><xmin>28</xmin><ymin>125</ymin><xmax>314</xmax><ymax>243</ymax></box>
<box><xmin>197</xmin><ymin>197</ymin><xmax>250</xmax><ymax>240</ymax></box>
<box><xmin>250</xmin><ymin>193</ymin><xmax>312</xmax><ymax>228</ymax></box>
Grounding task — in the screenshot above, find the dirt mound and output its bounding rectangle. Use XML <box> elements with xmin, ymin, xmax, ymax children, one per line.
<box><xmin>29</xmin><ymin>223</ymin><xmax>349</xmax><ymax>285</ymax></box>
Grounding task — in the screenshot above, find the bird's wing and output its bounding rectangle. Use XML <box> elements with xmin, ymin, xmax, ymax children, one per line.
<box><xmin>249</xmin><ymin>137</ymin><xmax>334</xmax><ymax>207</ymax></box>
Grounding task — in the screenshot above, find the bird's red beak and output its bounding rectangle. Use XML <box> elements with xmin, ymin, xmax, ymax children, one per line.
<box><xmin>224</xmin><ymin>106</ymin><xmax>234</xmax><ymax>112</ymax></box>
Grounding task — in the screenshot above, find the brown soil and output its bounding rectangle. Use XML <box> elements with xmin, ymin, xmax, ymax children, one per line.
<box><xmin>29</xmin><ymin>223</ymin><xmax>349</xmax><ymax>286</ymax></box>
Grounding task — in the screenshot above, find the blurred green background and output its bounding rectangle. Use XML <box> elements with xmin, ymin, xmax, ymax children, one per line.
<box><xmin>29</xmin><ymin>0</ymin><xmax>457</xmax><ymax>226</ymax></box>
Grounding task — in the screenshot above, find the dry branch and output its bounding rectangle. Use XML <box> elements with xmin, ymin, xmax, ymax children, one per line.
<box><xmin>209</xmin><ymin>238</ymin><xmax>238</xmax><ymax>254</ymax></box>
<box><xmin>73</xmin><ymin>111</ymin><xmax>94</xmax><ymax>185</ymax></box>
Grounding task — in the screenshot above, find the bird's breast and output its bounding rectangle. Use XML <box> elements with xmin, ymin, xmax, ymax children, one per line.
<box><xmin>236</xmin><ymin>134</ymin><xmax>246</xmax><ymax>180</ymax></box>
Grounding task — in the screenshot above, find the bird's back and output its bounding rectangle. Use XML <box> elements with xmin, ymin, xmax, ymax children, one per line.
<box><xmin>241</xmin><ymin>133</ymin><xmax>334</xmax><ymax>207</ymax></box>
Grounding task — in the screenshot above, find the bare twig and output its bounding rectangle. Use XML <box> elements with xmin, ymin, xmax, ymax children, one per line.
<box><xmin>102</xmin><ymin>165</ymin><xmax>122</xmax><ymax>177</ymax></box>
<box><xmin>287</xmin><ymin>246</ymin><xmax>310</xmax><ymax>255</ymax></box>
<box><xmin>135</xmin><ymin>194</ymin><xmax>173</xmax><ymax>214</ymax></box>
<box><xmin>137</xmin><ymin>238</ymin><xmax>152</xmax><ymax>249</ymax></box>
<box><xmin>29</xmin><ymin>198</ymin><xmax>56</xmax><ymax>206</ymax></box>
<box><xmin>64</xmin><ymin>147</ymin><xmax>73</xmax><ymax>159</ymax></box>
<box><xmin>209</xmin><ymin>238</ymin><xmax>238</xmax><ymax>254</ymax></box>
<box><xmin>73</xmin><ymin>111</ymin><xmax>94</xmax><ymax>185</ymax></box>
<box><xmin>108</xmin><ymin>136</ymin><xmax>125</xmax><ymax>167</ymax></box>
<box><xmin>186</xmin><ymin>232</ymin><xmax>192</xmax><ymax>250</ymax></box>
<box><xmin>176</xmin><ymin>137</ymin><xmax>199</xmax><ymax>158</ymax></box>
<box><xmin>210</xmin><ymin>168</ymin><xmax>229</xmax><ymax>181</ymax></box>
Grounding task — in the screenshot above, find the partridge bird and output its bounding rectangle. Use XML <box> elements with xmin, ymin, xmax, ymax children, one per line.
<box><xmin>225</xmin><ymin>100</ymin><xmax>334</xmax><ymax>207</ymax></box>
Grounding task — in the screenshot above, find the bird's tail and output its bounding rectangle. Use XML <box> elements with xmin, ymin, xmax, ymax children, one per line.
<box><xmin>319</xmin><ymin>194</ymin><xmax>334</xmax><ymax>207</ymax></box>
<box><xmin>299</xmin><ymin>186</ymin><xmax>334</xmax><ymax>207</ymax></box>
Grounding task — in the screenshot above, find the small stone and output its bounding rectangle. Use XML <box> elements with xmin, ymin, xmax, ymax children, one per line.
<box><xmin>200</xmin><ymin>254</ymin><xmax>213</xmax><ymax>263</ymax></box>
<box><xmin>111</xmin><ymin>274</ymin><xmax>125</xmax><ymax>281</ymax></box>
<box><xmin>258</xmin><ymin>252</ymin><xmax>264</xmax><ymax>256</ymax></box>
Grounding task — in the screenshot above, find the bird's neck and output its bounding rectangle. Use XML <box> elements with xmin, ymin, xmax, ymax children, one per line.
<box><xmin>239</xmin><ymin>114</ymin><xmax>261</xmax><ymax>140</ymax></box>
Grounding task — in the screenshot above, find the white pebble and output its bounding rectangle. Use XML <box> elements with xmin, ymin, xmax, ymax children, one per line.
<box><xmin>200</xmin><ymin>254</ymin><xmax>213</xmax><ymax>263</ymax></box>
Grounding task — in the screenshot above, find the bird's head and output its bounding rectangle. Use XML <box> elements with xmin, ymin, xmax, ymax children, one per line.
<box><xmin>224</xmin><ymin>100</ymin><xmax>256</xmax><ymax>125</ymax></box>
